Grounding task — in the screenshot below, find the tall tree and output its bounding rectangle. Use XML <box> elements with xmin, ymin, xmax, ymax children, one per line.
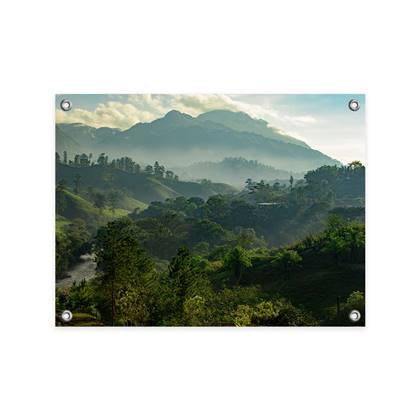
<box><xmin>161</xmin><ymin>246</ymin><xmax>209</xmax><ymax>323</ymax></box>
<box><xmin>289</xmin><ymin>175</ymin><xmax>294</xmax><ymax>190</ymax></box>
<box><xmin>223</xmin><ymin>246</ymin><xmax>252</xmax><ymax>285</ymax></box>
<box><xmin>95</xmin><ymin>218</ymin><xmax>155</xmax><ymax>325</ymax></box>
<box><xmin>154</xmin><ymin>161</ymin><xmax>165</xmax><ymax>178</ymax></box>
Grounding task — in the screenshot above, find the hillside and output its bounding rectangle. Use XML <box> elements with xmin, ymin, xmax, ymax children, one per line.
<box><xmin>197</xmin><ymin>109</ymin><xmax>310</xmax><ymax>148</ymax></box>
<box><xmin>56</xmin><ymin>163</ymin><xmax>236</xmax><ymax>205</ymax></box>
<box><xmin>56</xmin><ymin>109</ymin><xmax>341</xmax><ymax>173</ymax></box>
<box><xmin>56</xmin><ymin>126</ymin><xmax>81</xmax><ymax>156</ymax></box>
<box><xmin>57</xmin><ymin>189</ymin><xmax>129</xmax><ymax>226</ymax></box>
<box><xmin>181</xmin><ymin>157</ymin><xmax>293</xmax><ymax>187</ymax></box>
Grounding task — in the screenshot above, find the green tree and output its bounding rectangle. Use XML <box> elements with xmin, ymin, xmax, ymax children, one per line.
<box><xmin>233</xmin><ymin>300</ymin><xmax>317</xmax><ymax>326</ymax></box>
<box><xmin>67</xmin><ymin>279</ymin><xmax>98</xmax><ymax>315</ymax></box>
<box><xmin>183</xmin><ymin>295</ymin><xmax>207</xmax><ymax>326</ymax></box>
<box><xmin>154</xmin><ymin>161</ymin><xmax>165</xmax><ymax>178</ymax></box>
<box><xmin>94</xmin><ymin>218</ymin><xmax>155</xmax><ymax>325</ymax></box>
<box><xmin>160</xmin><ymin>246</ymin><xmax>209</xmax><ymax>324</ymax></box>
<box><xmin>223</xmin><ymin>246</ymin><xmax>252</xmax><ymax>285</ymax></box>
<box><xmin>272</xmin><ymin>249</ymin><xmax>302</xmax><ymax>280</ymax></box>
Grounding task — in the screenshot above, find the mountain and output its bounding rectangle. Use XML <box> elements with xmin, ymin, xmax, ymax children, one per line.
<box><xmin>56</xmin><ymin>109</ymin><xmax>341</xmax><ymax>173</ymax></box>
<box><xmin>56</xmin><ymin>126</ymin><xmax>81</xmax><ymax>155</ymax></box>
<box><xmin>197</xmin><ymin>109</ymin><xmax>310</xmax><ymax>148</ymax></box>
<box><xmin>180</xmin><ymin>157</ymin><xmax>293</xmax><ymax>187</ymax></box>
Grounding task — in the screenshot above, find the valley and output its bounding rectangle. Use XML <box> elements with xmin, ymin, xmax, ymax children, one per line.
<box><xmin>55</xmin><ymin>104</ymin><xmax>364</xmax><ymax>327</ymax></box>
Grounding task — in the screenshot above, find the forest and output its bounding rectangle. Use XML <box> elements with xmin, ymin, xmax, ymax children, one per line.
<box><xmin>56</xmin><ymin>152</ymin><xmax>365</xmax><ymax>326</ymax></box>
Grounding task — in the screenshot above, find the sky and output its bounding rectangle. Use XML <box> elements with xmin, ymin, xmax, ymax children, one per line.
<box><xmin>56</xmin><ymin>94</ymin><xmax>366</xmax><ymax>164</ymax></box>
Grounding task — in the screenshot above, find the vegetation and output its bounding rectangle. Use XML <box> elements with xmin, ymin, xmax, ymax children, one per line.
<box><xmin>56</xmin><ymin>156</ymin><xmax>365</xmax><ymax>326</ymax></box>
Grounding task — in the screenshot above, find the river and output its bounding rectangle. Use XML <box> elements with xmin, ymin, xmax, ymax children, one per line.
<box><xmin>56</xmin><ymin>254</ymin><xmax>97</xmax><ymax>289</ymax></box>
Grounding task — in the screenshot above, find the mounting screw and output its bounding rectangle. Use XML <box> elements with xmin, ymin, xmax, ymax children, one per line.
<box><xmin>348</xmin><ymin>99</ymin><xmax>360</xmax><ymax>112</ymax></box>
<box><xmin>349</xmin><ymin>309</ymin><xmax>361</xmax><ymax>322</ymax></box>
<box><xmin>61</xmin><ymin>310</ymin><xmax>73</xmax><ymax>322</ymax></box>
<box><xmin>60</xmin><ymin>99</ymin><xmax>72</xmax><ymax>112</ymax></box>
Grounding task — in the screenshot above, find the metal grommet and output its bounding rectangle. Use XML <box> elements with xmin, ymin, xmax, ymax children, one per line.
<box><xmin>61</xmin><ymin>310</ymin><xmax>73</xmax><ymax>322</ymax></box>
<box><xmin>348</xmin><ymin>99</ymin><xmax>360</xmax><ymax>112</ymax></box>
<box><xmin>60</xmin><ymin>99</ymin><xmax>72</xmax><ymax>112</ymax></box>
<box><xmin>349</xmin><ymin>309</ymin><xmax>361</xmax><ymax>322</ymax></box>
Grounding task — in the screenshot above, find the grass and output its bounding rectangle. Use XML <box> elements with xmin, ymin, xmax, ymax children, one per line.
<box><xmin>60</xmin><ymin>189</ymin><xmax>136</xmax><ymax>226</ymax></box>
<box><xmin>118</xmin><ymin>195</ymin><xmax>148</xmax><ymax>212</ymax></box>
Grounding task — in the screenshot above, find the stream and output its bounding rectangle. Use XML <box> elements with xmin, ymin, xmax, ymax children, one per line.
<box><xmin>56</xmin><ymin>254</ymin><xmax>97</xmax><ymax>289</ymax></box>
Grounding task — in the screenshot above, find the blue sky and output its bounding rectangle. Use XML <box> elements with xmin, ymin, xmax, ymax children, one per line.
<box><xmin>56</xmin><ymin>94</ymin><xmax>365</xmax><ymax>164</ymax></box>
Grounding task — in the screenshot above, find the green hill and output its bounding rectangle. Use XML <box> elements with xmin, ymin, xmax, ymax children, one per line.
<box><xmin>56</xmin><ymin>163</ymin><xmax>236</xmax><ymax>205</ymax></box>
<box><xmin>57</xmin><ymin>189</ymin><xmax>129</xmax><ymax>226</ymax></box>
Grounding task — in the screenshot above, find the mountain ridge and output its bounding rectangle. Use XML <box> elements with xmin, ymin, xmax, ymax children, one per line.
<box><xmin>56</xmin><ymin>109</ymin><xmax>341</xmax><ymax>172</ymax></box>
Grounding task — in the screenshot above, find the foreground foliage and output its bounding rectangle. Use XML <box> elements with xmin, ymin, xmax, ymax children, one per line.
<box><xmin>57</xmin><ymin>216</ymin><xmax>364</xmax><ymax>326</ymax></box>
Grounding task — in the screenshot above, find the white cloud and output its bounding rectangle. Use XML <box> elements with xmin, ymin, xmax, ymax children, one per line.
<box><xmin>280</xmin><ymin>114</ymin><xmax>318</xmax><ymax>125</ymax></box>
<box><xmin>56</xmin><ymin>101</ymin><xmax>156</xmax><ymax>129</ymax></box>
<box><xmin>127</xmin><ymin>93</ymin><xmax>282</xmax><ymax>122</ymax></box>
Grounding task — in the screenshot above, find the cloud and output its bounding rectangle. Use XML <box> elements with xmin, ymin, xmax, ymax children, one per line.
<box><xmin>280</xmin><ymin>114</ymin><xmax>318</xmax><ymax>125</ymax></box>
<box><xmin>127</xmin><ymin>93</ymin><xmax>281</xmax><ymax>121</ymax></box>
<box><xmin>56</xmin><ymin>101</ymin><xmax>156</xmax><ymax>129</ymax></box>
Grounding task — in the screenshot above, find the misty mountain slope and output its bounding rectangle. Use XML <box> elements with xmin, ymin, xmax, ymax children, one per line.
<box><xmin>197</xmin><ymin>109</ymin><xmax>310</xmax><ymax>148</ymax></box>
<box><xmin>57</xmin><ymin>109</ymin><xmax>341</xmax><ymax>172</ymax></box>
<box><xmin>181</xmin><ymin>157</ymin><xmax>293</xmax><ymax>186</ymax></box>
<box><xmin>58</xmin><ymin>123</ymin><xmax>121</xmax><ymax>147</ymax></box>
<box><xmin>56</xmin><ymin>126</ymin><xmax>81</xmax><ymax>155</ymax></box>
<box><xmin>56</xmin><ymin>163</ymin><xmax>236</xmax><ymax>204</ymax></box>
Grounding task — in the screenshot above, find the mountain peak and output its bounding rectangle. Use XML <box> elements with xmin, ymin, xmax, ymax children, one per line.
<box><xmin>163</xmin><ymin>110</ymin><xmax>193</xmax><ymax>121</ymax></box>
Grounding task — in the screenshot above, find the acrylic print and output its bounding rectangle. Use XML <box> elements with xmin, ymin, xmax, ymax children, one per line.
<box><xmin>55</xmin><ymin>94</ymin><xmax>365</xmax><ymax>326</ymax></box>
